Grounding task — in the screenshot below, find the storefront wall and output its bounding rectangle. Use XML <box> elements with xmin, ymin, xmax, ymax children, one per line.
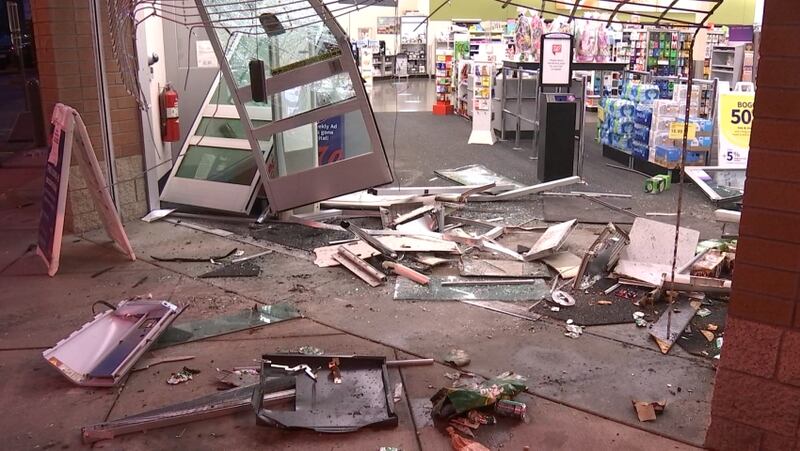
<box><xmin>30</xmin><ymin>0</ymin><xmax>148</xmax><ymax>233</ymax></box>
<box><xmin>705</xmin><ymin>0</ymin><xmax>800</xmax><ymax>449</ymax></box>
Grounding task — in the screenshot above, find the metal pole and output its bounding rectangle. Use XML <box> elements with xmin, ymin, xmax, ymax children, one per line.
<box><xmin>500</xmin><ymin>65</ymin><xmax>507</xmax><ymax>141</ymax></box>
<box><xmin>514</xmin><ymin>69</ymin><xmax>522</xmax><ymax>150</ymax></box>
<box><xmin>89</xmin><ymin>0</ymin><xmax>120</xmax><ymax>210</ymax></box>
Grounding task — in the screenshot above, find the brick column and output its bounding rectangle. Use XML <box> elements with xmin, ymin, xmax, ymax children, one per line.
<box><xmin>705</xmin><ymin>1</ymin><xmax>800</xmax><ymax>450</ymax></box>
<box><xmin>31</xmin><ymin>0</ymin><xmax>148</xmax><ymax>233</ymax></box>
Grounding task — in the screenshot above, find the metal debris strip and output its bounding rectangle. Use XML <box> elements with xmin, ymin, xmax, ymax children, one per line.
<box><xmin>152</xmin><ymin>303</ymin><xmax>300</xmax><ymax>349</ymax></box>
<box><xmin>573</xmin><ymin>223</ymin><xmax>629</xmax><ymax>290</ymax></box>
<box><xmin>393</xmin><ymin>276</ymin><xmax>549</xmax><ymax>302</ymax></box>
<box><xmin>82</xmin><ymin>377</ymin><xmax>296</xmax><ymax>444</ymax></box>
<box><xmin>435</xmin><ymin>164</ymin><xmax>524</xmax><ymax>192</ymax></box>
<box><xmin>648</xmin><ymin>297</ymin><xmax>700</xmax><ymax>354</ymax></box>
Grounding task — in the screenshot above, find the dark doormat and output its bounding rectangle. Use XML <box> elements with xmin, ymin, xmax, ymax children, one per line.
<box><xmin>542</xmin><ymin>196</ymin><xmax>636</xmax><ymax>224</ymax></box>
<box><xmin>533</xmin><ymin>278</ymin><xmax>653</xmax><ymax>325</ymax></box>
<box><xmin>249</xmin><ymin>222</ymin><xmax>354</xmax><ymax>251</ymax></box>
<box><xmin>676</xmin><ymin>299</ymin><xmax>727</xmax><ymax>359</ymax></box>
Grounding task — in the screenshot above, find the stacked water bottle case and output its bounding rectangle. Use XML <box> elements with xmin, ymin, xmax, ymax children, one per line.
<box><xmin>599</xmin><ymin>81</ymin><xmax>711</xmax><ymax>169</ymax></box>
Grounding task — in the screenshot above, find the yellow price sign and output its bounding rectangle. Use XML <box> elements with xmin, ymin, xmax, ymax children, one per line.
<box><xmin>668</xmin><ymin>122</ymin><xmax>697</xmax><ymax>140</ymax></box>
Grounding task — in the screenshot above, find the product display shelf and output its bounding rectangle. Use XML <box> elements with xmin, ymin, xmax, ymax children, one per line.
<box><xmin>454</xmin><ymin>60</ymin><xmax>472</xmax><ymax>119</ymax></box>
<box><xmin>704</xmin><ymin>29</ymin><xmax>727</xmax><ymax>79</ymax></box>
<box><xmin>400</xmin><ymin>15</ymin><xmax>427</xmax><ymax>76</ymax></box>
<box><xmin>434</xmin><ymin>49</ymin><xmax>454</xmax><ymax>115</ymax></box>
<box><xmin>646</xmin><ymin>29</ymin><xmax>693</xmax><ymax>77</ymax></box>
<box><xmin>710</xmin><ymin>43</ymin><xmax>745</xmax><ymax>86</ymax></box>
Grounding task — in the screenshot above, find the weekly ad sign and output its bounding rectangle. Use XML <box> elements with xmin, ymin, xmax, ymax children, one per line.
<box><xmin>318</xmin><ymin>116</ymin><xmax>344</xmax><ymax>165</ymax></box>
<box><xmin>717</xmin><ymin>90</ymin><xmax>755</xmax><ymax>166</ymax></box>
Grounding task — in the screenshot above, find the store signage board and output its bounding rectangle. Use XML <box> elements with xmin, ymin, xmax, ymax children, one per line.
<box><xmin>37</xmin><ymin>103</ymin><xmax>135</xmax><ymax>276</ymax></box>
<box><xmin>196</xmin><ymin>40</ymin><xmax>218</xmax><ymax>68</ymax></box>
<box><xmin>468</xmin><ymin>60</ymin><xmax>497</xmax><ymax>146</ymax></box>
<box><xmin>668</xmin><ymin>122</ymin><xmax>697</xmax><ymax>140</ymax></box>
<box><xmin>318</xmin><ymin>116</ymin><xmax>344</xmax><ymax>165</ymax></box>
<box><xmin>717</xmin><ymin>83</ymin><xmax>755</xmax><ymax>166</ymax></box>
<box><xmin>540</xmin><ymin>33</ymin><xmax>574</xmax><ymax>88</ymax></box>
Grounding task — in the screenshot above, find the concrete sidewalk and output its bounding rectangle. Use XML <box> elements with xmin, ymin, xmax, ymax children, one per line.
<box><xmin>0</xmin><ymin>157</ymin><xmax>708</xmax><ymax>450</ymax></box>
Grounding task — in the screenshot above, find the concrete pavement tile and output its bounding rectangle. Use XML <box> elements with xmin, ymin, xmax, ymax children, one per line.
<box><xmin>3</xmin><ymin>236</ymin><xmax>138</xmax><ymax>276</ymax></box>
<box><xmin>301</xmin><ymin>287</ymin><xmax>714</xmax><ymax>446</ymax></box>
<box><xmin>98</xmin><ymin>333</ymin><xmax>420</xmax><ymax>450</ymax></box>
<box><xmin>395</xmin><ymin>351</ymin><xmax>701</xmax><ymax>451</ymax></box>
<box><xmin>0</xmin><ymin>349</ymin><xmax>119</xmax><ymax>450</ymax></box>
<box><xmin>0</xmin><ymin>263</ymin><xmax>182</xmax><ymax>348</ymax></box>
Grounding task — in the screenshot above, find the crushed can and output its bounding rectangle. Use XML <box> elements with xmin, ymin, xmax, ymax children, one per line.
<box><xmin>494</xmin><ymin>399</ymin><xmax>527</xmax><ymax>420</ymax></box>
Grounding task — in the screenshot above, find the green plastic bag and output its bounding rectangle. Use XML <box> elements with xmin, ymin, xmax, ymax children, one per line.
<box><xmin>431</xmin><ymin>372</ymin><xmax>527</xmax><ymax>417</ymax></box>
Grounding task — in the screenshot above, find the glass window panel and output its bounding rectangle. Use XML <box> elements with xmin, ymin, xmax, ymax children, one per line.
<box><xmin>176</xmin><ymin>145</ymin><xmax>258</xmax><ymax>185</ymax></box>
<box><xmin>196</xmin><ymin>117</ymin><xmax>269</xmax><ymax>140</ymax></box>
<box><xmin>214</xmin><ymin>76</ymin><xmax>270</xmax><ymax>107</ymax></box>
<box><xmin>271</xmin><ymin>109</ymin><xmax>372</xmax><ymax>178</ymax></box>
<box><xmin>200</xmin><ymin>0</ymin><xmax>342</xmax><ymax>89</ymax></box>
<box><xmin>272</xmin><ymin>72</ymin><xmax>355</xmax><ymax>121</ymax></box>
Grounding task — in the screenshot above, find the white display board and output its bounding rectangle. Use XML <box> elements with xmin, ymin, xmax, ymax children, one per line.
<box><xmin>468</xmin><ymin>61</ymin><xmax>497</xmax><ymax>145</ymax></box>
<box><xmin>717</xmin><ymin>82</ymin><xmax>755</xmax><ymax>166</ymax></box>
<box><xmin>540</xmin><ymin>33</ymin><xmax>573</xmax><ymax>88</ymax></box>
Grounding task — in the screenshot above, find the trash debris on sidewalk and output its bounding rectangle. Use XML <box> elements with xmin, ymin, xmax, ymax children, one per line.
<box><xmin>444</xmin><ymin>349</ymin><xmax>471</xmax><ymax>367</ymax></box>
<box><xmin>632</xmin><ymin>399</ymin><xmax>667</xmax><ymax>422</ymax></box>
<box><xmin>564</xmin><ymin>320</ymin><xmax>584</xmax><ymax>338</ymax></box>
<box><xmin>446</xmin><ymin>426</ymin><xmax>491</xmax><ymax>451</ymax></box>
<box><xmin>43</xmin><ymin>298</ymin><xmax>181</xmax><ymax>387</ymax></box>
<box><xmin>494</xmin><ymin>399</ymin><xmax>528</xmax><ymax>420</ymax></box>
<box><xmin>431</xmin><ymin>371</ymin><xmax>527</xmax><ymax>417</ymax></box>
<box><xmin>167</xmin><ymin>366</ymin><xmax>201</xmax><ymax>385</ymax></box>
<box><xmin>217</xmin><ymin>367</ymin><xmax>260</xmax><ymax>388</ymax></box>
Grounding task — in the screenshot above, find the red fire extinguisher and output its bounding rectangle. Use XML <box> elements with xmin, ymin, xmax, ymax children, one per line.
<box><xmin>160</xmin><ymin>84</ymin><xmax>180</xmax><ymax>142</ymax></box>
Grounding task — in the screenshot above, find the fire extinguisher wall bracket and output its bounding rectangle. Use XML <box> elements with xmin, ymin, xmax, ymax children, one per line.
<box><xmin>161</xmin><ymin>84</ymin><xmax>180</xmax><ymax>142</ymax></box>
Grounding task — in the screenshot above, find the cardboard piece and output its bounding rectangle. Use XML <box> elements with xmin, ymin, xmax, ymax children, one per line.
<box><xmin>37</xmin><ymin>104</ymin><xmax>135</xmax><ymax>276</ymax></box>
<box><xmin>314</xmin><ymin>241</ymin><xmax>381</xmax><ymax>268</ymax></box>
<box><xmin>614</xmin><ymin>218</ymin><xmax>699</xmax><ymax>286</ymax></box>
<box><xmin>523</xmin><ymin>220</ymin><xmax>577</xmax><ymax>261</ymax></box>
<box><xmin>541</xmin><ymin>252</ymin><xmax>582</xmax><ymax>278</ymax></box>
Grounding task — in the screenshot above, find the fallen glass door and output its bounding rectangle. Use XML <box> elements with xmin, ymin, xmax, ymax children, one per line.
<box><xmin>194</xmin><ymin>0</ymin><xmax>393</xmax><ymax>213</ymax></box>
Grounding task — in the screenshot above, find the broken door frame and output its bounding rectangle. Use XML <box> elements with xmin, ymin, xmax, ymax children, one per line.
<box><xmin>194</xmin><ymin>0</ymin><xmax>392</xmax><ymax>213</ymax></box>
<box><xmin>160</xmin><ymin>68</ymin><xmax>271</xmax><ymax>213</ymax></box>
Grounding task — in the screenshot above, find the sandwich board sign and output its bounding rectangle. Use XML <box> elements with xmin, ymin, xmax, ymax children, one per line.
<box><xmin>37</xmin><ymin>103</ymin><xmax>135</xmax><ymax>276</ymax></box>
